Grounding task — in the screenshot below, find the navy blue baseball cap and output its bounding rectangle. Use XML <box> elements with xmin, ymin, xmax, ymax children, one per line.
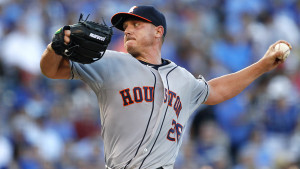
<box><xmin>111</xmin><ymin>5</ymin><xmax>167</xmax><ymax>37</ymax></box>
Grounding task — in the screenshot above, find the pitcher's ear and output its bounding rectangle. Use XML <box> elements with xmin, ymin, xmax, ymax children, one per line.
<box><xmin>155</xmin><ymin>25</ymin><xmax>164</xmax><ymax>38</ymax></box>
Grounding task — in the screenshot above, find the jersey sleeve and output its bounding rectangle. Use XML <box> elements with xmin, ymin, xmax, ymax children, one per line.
<box><xmin>70</xmin><ymin>61</ymin><xmax>104</xmax><ymax>91</ymax></box>
<box><xmin>189</xmin><ymin>75</ymin><xmax>209</xmax><ymax>113</ymax></box>
<box><xmin>70</xmin><ymin>50</ymin><xmax>115</xmax><ymax>92</ymax></box>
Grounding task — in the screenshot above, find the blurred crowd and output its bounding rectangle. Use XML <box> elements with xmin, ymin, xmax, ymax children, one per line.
<box><xmin>1</xmin><ymin>0</ymin><xmax>300</xmax><ymax>169</ymax></box>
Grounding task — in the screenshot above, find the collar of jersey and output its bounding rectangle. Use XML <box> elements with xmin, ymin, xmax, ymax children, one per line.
<box><xmin>138</xmin><ymin>59</ymin><xmax>169</xmax><ymax>70</ymax></box>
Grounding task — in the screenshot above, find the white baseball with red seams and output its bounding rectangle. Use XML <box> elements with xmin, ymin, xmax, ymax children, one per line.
<box><xmin>274</xmin><ymin>43</ymin><xmax>291</xmax><ymax>61</ymax></box>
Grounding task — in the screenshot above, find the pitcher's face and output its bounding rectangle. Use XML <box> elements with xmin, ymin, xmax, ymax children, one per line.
<box><xmin>123</xmin><ymin>19</ymin><xmax>157</xmax><ymax>56</ymax></box>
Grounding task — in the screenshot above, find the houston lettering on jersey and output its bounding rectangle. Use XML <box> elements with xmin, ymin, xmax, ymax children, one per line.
<box><xmin>119</xmin><ymin>86</ymin><xmax>154</xmax><ymax>106</ymax></box>
<box><xmin>119</xmin><ymin>87</ymin><xmax>182</xmax><ymax>117</ymax></box>
<box><xmin>163</xmin><ymin>88</ymin><xmax>182</xmax><ymax>118</ymax></box>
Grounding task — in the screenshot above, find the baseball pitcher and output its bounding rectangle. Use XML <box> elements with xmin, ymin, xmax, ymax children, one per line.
<box><xmin>40</xmin><ymin>5</ymin><xmax>291</xmax><ymax>169</ymax></box>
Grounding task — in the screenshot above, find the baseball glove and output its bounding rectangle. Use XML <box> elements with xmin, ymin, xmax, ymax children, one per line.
<box><xmin>51</xmin><ymin>14</ymin><xmax>113</xmax><ymax>64</ymax></box>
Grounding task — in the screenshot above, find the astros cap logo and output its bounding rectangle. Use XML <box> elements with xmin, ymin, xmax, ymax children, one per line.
<box><xmin>128</xmin><ymin>6</ymin><xmax>138</xmax><ymax>13</ymax></box>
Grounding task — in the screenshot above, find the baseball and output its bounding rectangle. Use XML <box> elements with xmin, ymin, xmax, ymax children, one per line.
<box><xmin>274</xmin><ymin>43</ymin><xmax>291</xmax><ymax>61</ymax></box>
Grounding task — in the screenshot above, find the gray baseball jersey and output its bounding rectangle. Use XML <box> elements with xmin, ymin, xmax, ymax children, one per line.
<box><xmin>71</xmin><ymin>50</ymin><xmax>209</xmax><ymax>169</ymax></box>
